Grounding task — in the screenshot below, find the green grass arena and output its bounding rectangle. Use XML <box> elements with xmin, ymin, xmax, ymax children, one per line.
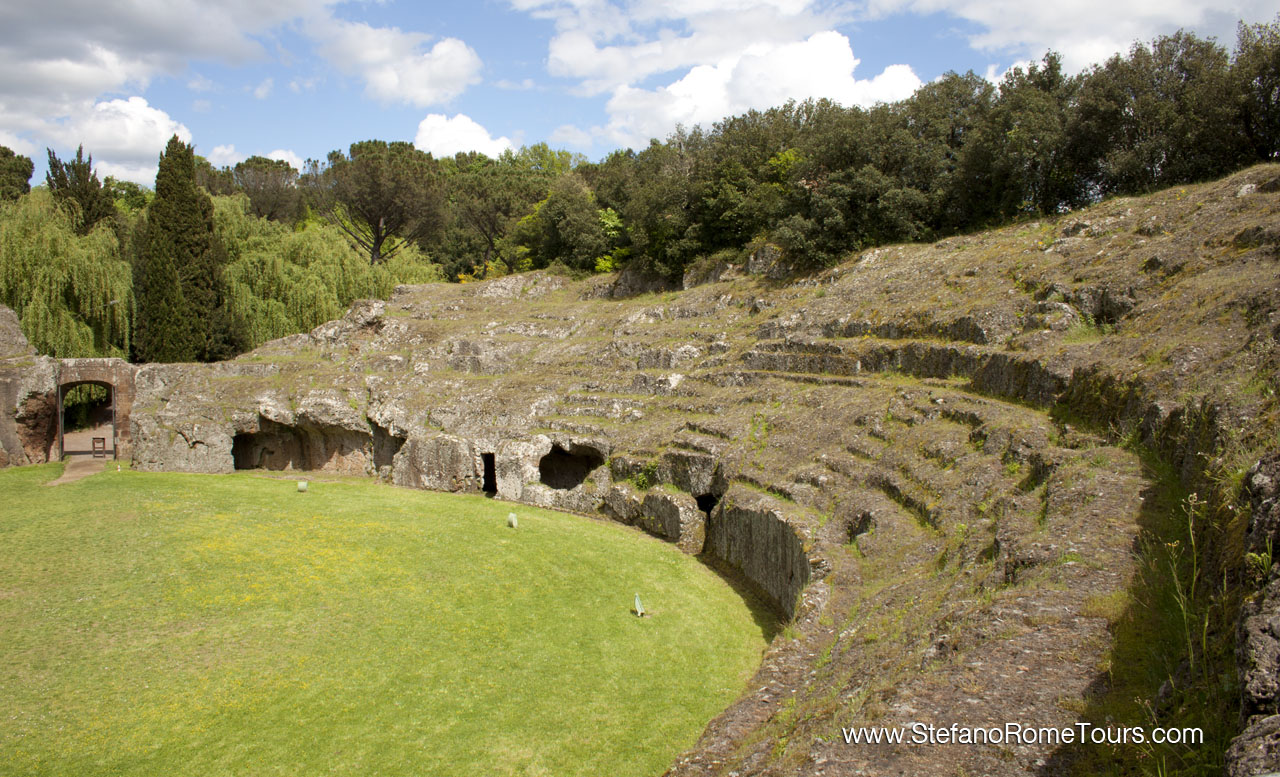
<box><xmin>0</xmin><ymin>464</ymin><xmax>772</xmax><ymax>776</ymax></box>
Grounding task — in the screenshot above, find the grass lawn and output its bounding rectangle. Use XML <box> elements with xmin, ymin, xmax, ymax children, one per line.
<box><xmin>0</xmin><ymin>464</ymin><xmax>772</xmax><ymax>776</ymax></box>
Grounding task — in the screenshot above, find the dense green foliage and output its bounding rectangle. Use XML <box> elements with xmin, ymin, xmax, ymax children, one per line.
<box><xmin>303</xmin><ymin>140</ymin><xmax>445</xmax><ymax>265</ymax></box>
<box><xmin>46</xmin><ymin>146</ymin><xmax>116</xmax><ymax>236</ymax></box>
<box><xmin>214</xmin><ymin>195</ymin><xmax>442</xmax><ymax>348</ymax></box>
<box><xmin>134</xmin><ymin>136</ymin><xmax>242</xmax><ymax>363</ymax></box>
<box><xmin>0</xmin><ymin>146</ymin><xmax>34</xmax><ymax>202</ymax></box>
<box><xmin>0</xmin><ymin>190</ymin><xmax>131</xmax><ymax>357</ymax></box>
<box><xmin>233</xmin><ymin>156</ymin><xmax>302</xmax><ymax>223</ymax></box>
<box><xmin>0</xmin><ymin>466</ymin><xmax>769</xmax><ymax>777</ymax></box>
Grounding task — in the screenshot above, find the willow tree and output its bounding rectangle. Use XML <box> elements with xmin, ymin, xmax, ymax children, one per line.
<box><xmin>213</xmin><ymin>194</ymin><xmax>444</xmax><ymax>349</ymax></box>
<box><xmin>0</xmin><ymin>190</ymin><xmax>132</xmax><ymax>357</ymax></box>
<box><xmin>304</xmin><ymin>140</ymin><xmax>444</xmax><ymax>265</ymax></box>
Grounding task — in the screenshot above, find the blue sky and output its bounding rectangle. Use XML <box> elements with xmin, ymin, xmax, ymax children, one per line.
<box><xmin>1</xmin><ymin>0</ymin><xmax>1273</xmax><ymax>185</ymax></box>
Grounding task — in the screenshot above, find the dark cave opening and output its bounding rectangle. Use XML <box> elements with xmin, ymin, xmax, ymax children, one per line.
<box><xmin>481</xmin><ymin>452</ymin><xmax>497</xmax><ymax>495</ymax></box>
<box><xmin>695</xmin><ymin>493</ymin><xmax>720</xmax><ymax>518</ymax></box>
<box><xmin>232</xmin><ymin>418</ymin><xmax>310</xmax><ymax>471</ymax></box>
<box><xmin>372</xmin><ymin>421</ymin><xmax>406</xmax><ymax>472</ymax></box>
<box><xmin>538</xmin><ymin>444</ymin><xmax>605</xmax><ymax>490</ymax></box>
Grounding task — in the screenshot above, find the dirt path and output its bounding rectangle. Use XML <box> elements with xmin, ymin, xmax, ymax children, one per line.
<box><xmin>44</xmin><ymin>419</ymin><xmax>114</xmax><ymax>486</ymax></box>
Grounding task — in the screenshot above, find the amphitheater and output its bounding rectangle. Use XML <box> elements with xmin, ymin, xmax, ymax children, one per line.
<box><xmin>3</xmin><ymin>166</ymin><xmax>1279</xmax><ymax>776</ymax></box>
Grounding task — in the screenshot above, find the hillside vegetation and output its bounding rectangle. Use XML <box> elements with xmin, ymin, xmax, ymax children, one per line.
<box><xmin>0</xmin><ymin>18</ymin><xmax>1277</xmax><ymax>366</ymax></box>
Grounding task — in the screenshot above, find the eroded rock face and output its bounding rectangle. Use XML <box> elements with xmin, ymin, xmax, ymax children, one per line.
<box><xmin>0</xmin><ymin>306</ymin><xmax>57</xmax><ymax>466</ymax></box>
<box><xmin>639</xmin><ymin>490</ymin><xmax>706</xmax><ymax>554</ymax></box>
<box><xmin>1234</xmin><ymin>452</ymin><xmax>1280</xmax><ymax>775</ymax></box>
<box><xmin>706</xmin><ymin>486</ymin><xmax>811</xmax><ymax>620</ymax></box>
<box><xmin>394</xmin><ymin>434</ymin><xmax>478</xmax><ymax>491</ymax></box>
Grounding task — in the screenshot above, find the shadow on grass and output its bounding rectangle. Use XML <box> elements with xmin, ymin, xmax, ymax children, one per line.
<box><xmin>699</xmin><ymin>553</ymin><xmax>784</xmax><ymax>644</ymax></box>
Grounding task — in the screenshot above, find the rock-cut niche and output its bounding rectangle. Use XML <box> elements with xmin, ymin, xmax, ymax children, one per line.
<box><xmin>538</xmin><ymin>444</ymin><xmax>604</xmax><ymax>490</ymax></box>
<box><xmin>231</xmin><ymin>417</ymin><xmax>405</xmax><ymax>473</ymax></box>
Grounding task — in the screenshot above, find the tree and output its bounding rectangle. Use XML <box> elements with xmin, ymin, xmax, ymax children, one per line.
<box><xmin>135</xmin><ymin>135</ymin><xmax>243</xmax><ymax>362</ymax></box>
<box><xmin>233</xmin><ymin>156</ymin><xmax>301</xmax><ymax>222</ymax></box>
<box><xmin>620</xmin><ymin>132</ymin><xmax>702</xmax><ymax>279</ymax></box>
<box><xmin>305</xmin><ymin>140</ymin><xmax>444</xmax><ymax>265</ymax></box>
<box><xmin>1073</xmin><ymin>31</ymin><xmax>1246</xmax><ymax>196</ymax></box>
<box><xmin>447</xmin><ymin>151</ymin><xmax>547</xmax><ymax>273</ymax></box>
<box><xmin>1234</xmin><ymin>16</ymin><xmax>1280</xmax><ymax>161</ymax></box>
<box><xmin>104</xmin><ymin>177</ymin><xmax>152</xmax><ymax>212</ymax></box>
<box><xmin>955</xmin><ymin>53</ymin><xmax>1081</xmax><ymax>221</ymax></box>
<box><xmin>0</xmin><ymin>190</ymin><xmax>132</xmax><ymax>357</ymax></box>
<box><xmin>46</xmin><ymin>145</ymin><xmax>115</xmax><ymax>235</ymax></box>
<box><xmin>513</xmin><ymin>173</ymin><xmax>611</xmax><ymax>272</ymax></box>
<box><xmin>0</xmin><ymin>146</ymin><xmax>33</xmax><ymax>201</ymax></box>
<box><xmin>194</xmin><ymin>157</ymin><xmax>236</xmax><ymax>196</ymax></box>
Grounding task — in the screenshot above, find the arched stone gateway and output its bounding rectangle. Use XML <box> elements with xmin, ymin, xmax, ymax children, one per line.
<box><xmin>56</xmin><ymin>360</ymin><xmax>137</xmax><ymax>460</ymax></box>
<box><xmin>55</xmin><ymin>359</ymin><xmax>137</xmax><ymax>460</ymax></box>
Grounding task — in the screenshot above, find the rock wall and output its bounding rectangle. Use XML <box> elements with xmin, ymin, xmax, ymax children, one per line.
<box><xmin>705</xmin><ymin>486</ymin><xmax>811</xmax><ymax>620</ymax></box>
<box><xmin>1231</xmin><ymin>452</ymin><xmax>1280</xmax><ymax>777</ymax></box>
<box><xmin>0</xmin><ymin>356</ymin><xmax>57</xmax><ymax>466</ymax></box>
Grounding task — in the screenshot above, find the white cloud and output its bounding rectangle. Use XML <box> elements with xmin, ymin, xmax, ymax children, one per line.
<box><xmin>208</xmin><ymin>144</ymin><xmax>243</xmax><ymax>167</ymax></box>
<box><xmin>187</xmin><ymin>74</ymin><xmax>216</xmax><ymax>92</ymax></box>
<box><xmin>253</xmin><ymin>77</ymin><xmax>274</xmax><ymax>100</ymax></box>
<box><xmin>414</xmin><ymin>114</ymin><xmax>514</xmax><ymax>158</ymax></box>
<box><xmin>512</xmin><ymin>1</ymin><xmax>920</xmax><ymax>148</ymax></box>
<box><xmin>495</xmin><ymin>78</ymin><xmax>537</xmax><ymax>90</ymax></box>
<box><xmin>310</xmin><ymin>18</ymin><xmax>483</xmax><ymax>106</ymax></box>
<box><xmin>0</xmin><ymin>129</ymin><xmax>38</xmax><ymax>158</ymax></box>
<box><xmin>863</xmin><ymin>0</ymin><xmax>1278</xmax><ymax>72</ymax></box>
<box><xmin>543</xmin><ymin>2</ymin><xmax>842</xmax><ymax>95</ymax></box>
<box><xmin>266</xmin><ymin>148</ymin><xmax>306</xmax><ymax>171</ymax></box>
<box><xmin>46</xmin><ymin>96</ymin><xmax>191</xmax><ymax>185</ymax></box>
<box><xmin>550</xmin><ymin>124</ymin><xmax>594</xmax><ymax>149</ymax></box>
<box><xmin>597</xmin><ymin>32</ymin><xmax>921</xmax><ymax>148</ymax></box>
<box><xmin>289</xmin><ymin>76</ymin><xmax>321</xmax><ymax>93</ymax></box>
<box><xmin>0</xmin><ymin>1</ymin><xmax>489</xmax><ymax>179</ymax></box>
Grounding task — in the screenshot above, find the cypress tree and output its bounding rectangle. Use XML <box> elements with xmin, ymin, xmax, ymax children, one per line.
<box><xmin>134</xmin><ymin>135</ymin><xmax>230</xmax><ymax>362</ymax></box>
<box><xmin>132</xmin><ymin>214</ymin><xmax>191</xmax><ymax>363</ymax></box>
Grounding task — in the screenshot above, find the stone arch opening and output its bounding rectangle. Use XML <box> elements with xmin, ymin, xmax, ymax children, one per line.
<box><xmin>538</xmin><ymin>444</ymin><xmax>605</xmax><ymax>490</ymax></box>
<box><xmin>57</xmin><ymin>379</ymin><xmax>116</xmax><ymax>460</ymax></box>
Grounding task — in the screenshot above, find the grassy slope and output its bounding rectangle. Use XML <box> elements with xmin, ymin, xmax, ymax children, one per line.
<box><xmin>0</xmin><ymin>465</ymin><xmax>770</xmax><ymax>777</ymax></box>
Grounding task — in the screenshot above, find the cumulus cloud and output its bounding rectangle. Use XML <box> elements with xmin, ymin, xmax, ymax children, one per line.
<box><xmin>511</xmin><ymin>1</ymin><xmax>919</xmax><ymax>148</ymax></box>
<box><xmin>414</xmin><ymin>114</ymin><xmax>514</xmax><ymax>158</ymax></box>
<box><xmin>538</xmin><ymin>0</ymin><xmax>842</xmax><ymax>95</ymax></box>
<box><xmin>45</xmin><ymin>96</ymin><xmax>191</xmax><ymax>184</ymax></box>
<box><xmin>207</xmin><ymin>144</ymin><xmax>243</xmax><ymax>167</ymax></box>
<box><xmin>598</xmin><ymin>31</ymin><xmax>921</xmax><ymax>148</ymax></box>
<box><xmin>266</xmin><ymin>149</ymin><xmax>306</xmax><ymax>171</ymax></box>
<box><xmin>862</xmin><ymin>0</ymin><xmax>1277</xmax><ymax>72</ymax></box>
<box><xmin>310</xmin><ymin>18</ymin><xmax>483</xmax><ymax>106</ymax></box>
<box><xmin>0</xmin><ymin>1</ymin><xmax>486</xmax><ymax>178</ymax></box>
